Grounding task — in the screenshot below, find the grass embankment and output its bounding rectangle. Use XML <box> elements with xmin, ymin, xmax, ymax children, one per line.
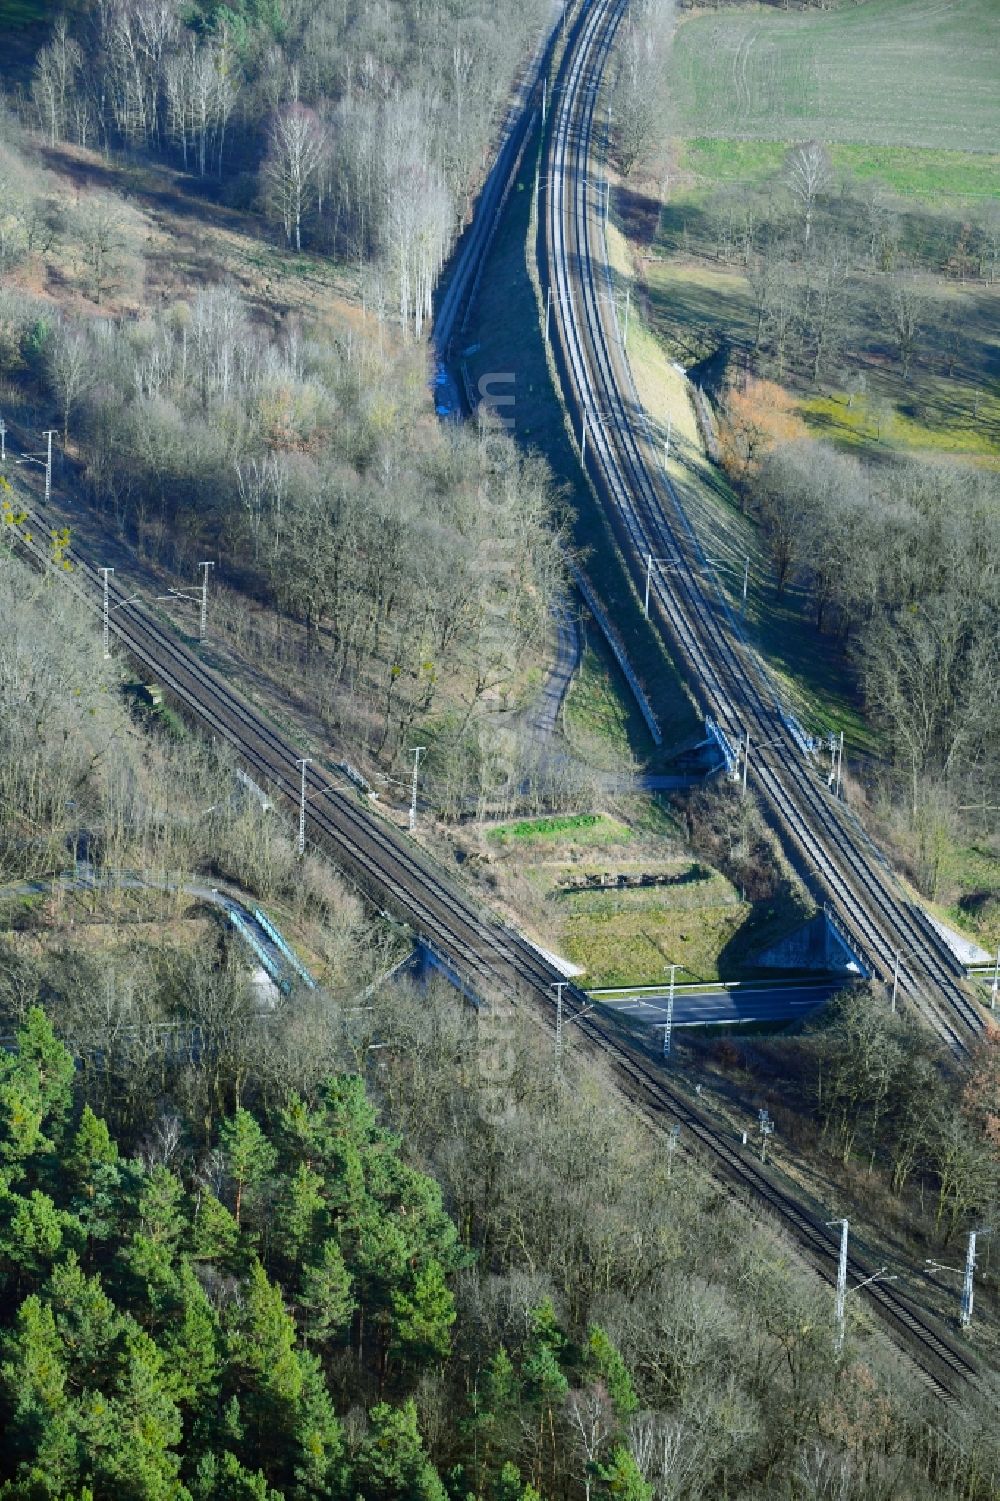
<box><xmin>0</xmin><ymin>1</ymin><xmax>54</xmax><ymax>87</ymax></box>
<box><xmin>942</xmin><ymin>845</ymin><xmax>1000</xmax><ymax>950</ymax></box>
<box><xmin>919</xmin><ymin>842</ymin><xmax>1000</xmax><ymax>959</ymax></box>
<box><xmin>0</xmin><ymin>0</ymin><xmax>49</xmax><ymax>23</ymax></box>
<box><xmin>603</xmin><ymin>212</ymin><xmax>876</xmax><ymax>749</ymax></box>
<box><xmin>471</xmin><ymin>798</ymin><xmax>804</xmax><ymax>987</ymax></box>
<box><xmin>563</xmin><ymin>634</ymin><xmax>656</xmax><ymax>770</ymax></box>
<box><xmin>559</xmin><ymin>879</ymin><xmax>746</xmax><ymax>988</ymax></box>
<box><xmin>487</xmin><ymin>811</ymin><xmax>630</xmax><ymax>847</ymax></box>
<box><xmin>457</xmin><ymin>127</ymin><xmax>699</xmax><ymax>764</ymax></box>
<box><xmin>556</xmin><ymin>857</ymin><xmax>808</xmax><ymax>987</ymax></box>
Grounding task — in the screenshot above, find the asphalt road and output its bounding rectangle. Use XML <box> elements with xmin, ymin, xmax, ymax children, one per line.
<box><xmin>598</xmin><ymin>982</ymin><xmax>841</xmax><ymax>1028</ymax></box>
<box><xmin>524</xmin><ymin>596</ymin><xmax>582</xmax><ymax>740</ymax></box>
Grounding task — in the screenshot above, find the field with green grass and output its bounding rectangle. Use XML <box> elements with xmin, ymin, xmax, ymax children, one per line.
<box><xmin>680</xmin><ymin>138</ymin><xmax>1000</xmax><ymax>204</ymax></box>
<box><xmin>559</xmin><ymin>880</ymin><xmax>747</xmax><ymax>987</ymax></box>
<box><xmin>669</xmin><ymin>0</ymin><xmax>1000</xmax><ymax>160</ymax></box>
<box><xmin>468</xmin><ymin>794</ymin><xmax>756</xmax><ymax>983</ymax></box>
<box><xmin>487</xmin><ymin>811</ymin><xmax>631</xmax><ymax>847</ymax></box>
<box><xmin>471</xmin><ymin>792</ymin><xmax>810</xmax><ymax>986</ymax></box>
<box><xmin>653</xmin><ymin>0</ymin><xmax>1000</xmax><ymax>476</ymax></box>
<box><xmin>554</xmin><ymin>863</ymin><xmax>812</xmax><ymax>986</ymax></box>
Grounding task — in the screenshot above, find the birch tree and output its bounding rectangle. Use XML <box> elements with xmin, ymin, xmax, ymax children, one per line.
<box><xmin>263</xmin><ymin>102</ymin><xmax>328</xmax><ymax>251</ymax></box>
<box><xmin>31</xmin><ymin>20</ymin><xmax>82</xmax><ymax>147</ymax></box>
<box><xmin>784</xmin><ymin>141</ymin><xmax>832</xmax><ymax>250</ymax></box>
<box><xmin>47</xmin><ymin>323</ymin><xmax>92</xmax><ymax>442</ymax></box>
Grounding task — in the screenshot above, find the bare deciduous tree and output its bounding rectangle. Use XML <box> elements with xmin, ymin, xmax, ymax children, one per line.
<box><xmin>262</xmin><ymin>102</ymin><xmax>329</xmax><ymax>252</ymax></box>
<box><xmin>565</xmin><ymin>1386</ymin><xmax>614</xmax><ymax>1501</ymax></box>
<box><xmin>800</xmin><ymin>237</ymin><xmax>849</xmax><ymax>384</ymax></box>
<box><xmin>860</xmin><ymin>593</ymin><xmax>996</xmax><ymax>819</ymax></box>
<box><xmin>883</xmin><ymin>272</ymin><xmax>925</xmax><ymax>380</ymax></box>
<box><xmin>784</xmin><ymin>140</ymin><xmax>832</xmax><ymax>249</ymax></box>
<box><xmin>71</xmin><ymin>193</ymin><xmax>136</xmax><ymax>305</ymax></box>
<box><xmin>611</xmin><ymin>0</ymin><xmax>676</xmax><ymax>178</ymax></box>
<box><xmin>47</xmin><ymin>322</ymin><xmax>92</xmax><ymax>442</ymax></box>
<box><xmin>32</xmin><ymin>19</ymin><xmax>82</xmax><ymax>147</ymax></box>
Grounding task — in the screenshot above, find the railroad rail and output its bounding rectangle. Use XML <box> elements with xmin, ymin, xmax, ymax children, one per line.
<box><xmin>539</xmin><ymin>0</ymin><xmax>983</xmax><ymax>1058</ymax></box>
<box><xmin>7</xmin><ymin>510</ymin><xmax>979</xmax><ymax>1399</ymax></box>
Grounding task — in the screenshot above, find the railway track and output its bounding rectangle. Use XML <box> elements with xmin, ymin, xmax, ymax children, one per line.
<box><xmin>8</xmin><ymin>511</ymin><xmax>979</xmax><ymax>1399</ymax></box>
<box><xmin>539</xmin><ymin>0</ymin><xmax>983</xmax><ymax>1058</ymax></box>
